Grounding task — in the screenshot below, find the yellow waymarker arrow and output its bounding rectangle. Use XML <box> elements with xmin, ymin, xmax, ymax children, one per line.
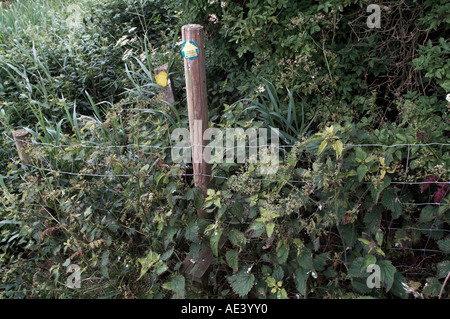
<box><xmin>155</xmin><ymin>71</ymin><xmax>168</xmax><ymax>87</ymax></box>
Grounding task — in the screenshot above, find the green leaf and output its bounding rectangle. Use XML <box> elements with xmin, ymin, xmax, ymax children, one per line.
<box><xmin>349</xmin><ymin>257</ymin><xmax>365</xmax><ymax>277</ymax></box>
<box><xmin>419</xmin><ymin>205</ymin><xmax>436</xmax><ymax>223</ymax></box>
<box><xmin>371</xmin><ymin>176</ymin><xmax>391</xmax><ymax>203</ymax></box>
<box><xmin>358</xmin><ymin>238</ymin><xmax>371</xmax><ymax>246</ymax></box>
<box><xmin>138</xmin><ymin>250</ymin><xmax>160</xmax><ymax>280</ymax></box>
<box><xmin>161</xmin><ymin>247</ymin><xmax>174</xmax><ymax>261</ymax></box>
<box><xmin>228</xmin><ymin>229</ymin><xmax>246</xmax><ymax>248</ymax></box>
<box><xmin>437</xmin><ymin>237</ymin><xmax>450</xmax><ymax>253</ymax></box>
<box><xmin>377</xmin><ymin>259</ymin><xmax>397</xmax><ymax>292</ymax></box>
<box><xmin>192</xmin><ymin>187</ymin><xmax>203</xmax><ymax>209</ymax></box>
<box><xmin>297</xmin><ymin>248</ymin><xmax>313</xmax><ymax>270</ymax></box>
<box><xmin>437</xmin><ymin>260</ymin><xmax>450</xmax><ymax>279</ymax></box>
<box><xmin>272</xmin><ymin>265</ymin><xmax>284</xmax><ymax>282</ymax></box>
<box><xmin>166</xmin><ymin>181</ymin><xmax>176</xmax><ymax>194</ymax></box>
<box><xmin>155</xmin><ymin>262</ymin><xmax>168</xmax><ymax>276</ymax></box>
<box><xmin>204</xmin><ymin>223</ymin><xmax>216</xmax><ymax>234</ymax></box>
<box><xmin>210</xmin><ymin>228</ymin><xmax>223</xmax><ymax>257</ymax></box>
<box><xmin>313</xmin><ymin>253</ymin><xmax>328</xmax><ymax>271</ymax></box>
<box><xmin>390</xmin><ymin>272</ymin><xmax>409</xmax><ymax>299</ymax></box>
<box><xmin>276</xmin><ymin>240</ymin><xmax>289</xmax><ymax>264</ymax></box>
<box><xmin>0</xmin><ymin>175</ymin><xmax>10</xmax><ymax>197</ymax></box>
<box><xmin>62</xmin><ymin>258</ymin><xmax>71</xmax><ymax>267</ymax></box>
<box><xmin>266</xmin><ymin>222</ymin><xmax>275</xmax><ymax>238</ymax></box>
<box><xmin>331</xmin><ymin>139</ymin><xmax>343</xmax><ymax>158</ymax></box>
<box><xmin>357</xmin><ymin>165</ymin><xmax>368</xmax><ymax>182</ymax></box>
<box><xmin>184</xmin><ymin>221</ymin><xmax>199</xmax><ymax>242</ymax></box>
<box><xmin>294</xmin><ymin>268</ymin><xmax>309</xmax><ymax>296</ymax></box>
<box><xmin>361</xmin><ymin>255</ymin><xmax>377</xmax><ymax>272</ymax></box>
<box><xmin>352</xmin><ymin>278</ymin><xmax>372</xmax><ymax>294</ymax></box>
<box><xmin>84</xmin><ymin>206</ymin><xmax>92</xmax><ymax>217</ymax></box>
<box><xmin>227</xmin><ymin>267</ymin><xmax>255</xmax><ymax>297</ymax></box>
<box><xmin>164</xmin><ymin>275</ymin><xmax>185</xmax><ymax>298</ymax></box>
<box><xmin>226</xmin><ymin>250</ymin><xmax>239</xmax><ymax>271</ymax></box>
<box><xmin>375</xmin><ymin>230</ymin><xmax>383</xmax><ymax>246</ymax></box>
<box><xmin>423</xmin><ymin>277</ymin><xmax>442</xmax><ymax>297</ymax></box>
<box><xmin>248</xmin><ymin>220</ymin><xmax>265</xmax><ymax>238</ymax></box>
<box><xmin>318</xmin><ymin>140</ymin><xmax>328</xmax><ymax>155</ymax></box>
<box><xmin>381</xmin><ymin>188</ymin><xmax>395</xmax><ymax>209</ymax></box>
<box><xmin>355</xmin><ymin>147</ymin><xmax>367</xmax><ymax>162</ymax></box>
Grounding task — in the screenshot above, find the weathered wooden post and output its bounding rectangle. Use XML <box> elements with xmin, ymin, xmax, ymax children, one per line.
<box><xmin>12</xmin><ymin>129</ymin><xmax>31</xmax><ymax>165</ymax></box>
<box><xmin>181</xmin><ymin>24</ymin><xmax>220</xmax><ymax>286</ymax></box>
<box><xmin>181</xmin><ymin>24</ymin><xmax>211</xmax><ymax>219</ymax></box>
<box><xmin>153</xmin><ymin>63</ymin><xmax>175</xmax><ymax>104</ymax></box>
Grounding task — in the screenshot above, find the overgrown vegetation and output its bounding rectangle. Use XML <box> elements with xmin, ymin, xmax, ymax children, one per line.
<box><xmin>0</xmin><ymin>0</ymin><xmax>449</xmax><ymax>299</ymax></box>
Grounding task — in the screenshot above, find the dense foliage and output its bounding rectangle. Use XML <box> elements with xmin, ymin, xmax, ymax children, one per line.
<box><xmin>0</xmin><ymin>0</ymin><xmax>449</xmax><ymax>299</ymax></box>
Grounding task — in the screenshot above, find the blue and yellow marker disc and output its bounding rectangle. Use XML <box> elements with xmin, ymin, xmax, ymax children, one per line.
<box><xmin>181</xmin><ymin>41</ymin><xmax>199</xmax><ymax>60</ymax></box>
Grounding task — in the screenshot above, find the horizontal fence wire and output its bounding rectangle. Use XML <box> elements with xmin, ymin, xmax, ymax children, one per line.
<box><xmin>6</xmin><ymin>159</ymin><xmax>450</xmax><ymax>208</ymax></box>
<box><xmin>3</xmin><ymin>131</ymin><xmax>450</xmax><ymax>188</ymax></box>
<box><xmin>2</xmin><ymin>133</ymin><xmax>449</xmax><ymax>263</ymax></box>
<box><xmin>4</xmin><ymin>131</ymin><xmax>450</xmax><ymax>150</ymax></box>
<box><xmin>8</xmin><ymin>161</ymin><xmax>450</xmax><ymax>190</ymax></box>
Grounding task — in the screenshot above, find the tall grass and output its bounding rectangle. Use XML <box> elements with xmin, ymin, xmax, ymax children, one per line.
<box><xmin>0</xmin><ymin>0</ymin><xmax>76</xmax><ymax>40</ymax></box>
<box><xmin>0</xmin><ymin>0</ymin><xmax>182</xmax><ymax>148</ymax></box>
<box><xmin>244</xmin><ymin>80</ymin><xmax>316</xmax><ymax>144</ymax></box>
<box><xmin>0</xmin><ymin>0</ymin><xmax>113</xmax><ymax>141</ymax></box>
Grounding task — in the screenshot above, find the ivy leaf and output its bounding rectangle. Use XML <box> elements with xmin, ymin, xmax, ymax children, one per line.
<box><xmin>227</xmin><ymin>267</ymin><xmax>255</xmax><ymax>297</ymax></box>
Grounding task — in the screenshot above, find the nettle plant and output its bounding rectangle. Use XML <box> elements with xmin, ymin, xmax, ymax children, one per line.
<box><xmin>198</xmin><ymin>122</ymin><xmax>449</xmax><ymax>298</ymax></box>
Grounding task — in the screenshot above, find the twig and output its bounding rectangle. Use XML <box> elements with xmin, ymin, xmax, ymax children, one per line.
<box><xmin>439</xmin><ymin>271</ymin><xmax>450</xmax><ymax>299</ymax></box>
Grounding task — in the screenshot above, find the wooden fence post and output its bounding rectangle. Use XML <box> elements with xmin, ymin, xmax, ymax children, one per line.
<box><xmin>181</xmin><ymin>24</ymin><xmax>223</xmax><ymax>286</ymax></box>
<box><xmin>153</xmin><ymin>63</ymin><xmax>175</xmax><ymax>104</ymax></box>
<box><xmin>181</xmin><ymin>24</ymin><xmax>211</xmax><ymax>219</ymax></box>
<box><xmin>12</xmin><ymin>129</ymin><xmax>31</xmax><ymax>165</ymax></box>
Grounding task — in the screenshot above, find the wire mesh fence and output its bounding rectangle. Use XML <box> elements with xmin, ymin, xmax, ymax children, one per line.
<box><xmin>2</xmin><ymin>130</ymin><xmax>449</xmax><ymax>281</ymax></box>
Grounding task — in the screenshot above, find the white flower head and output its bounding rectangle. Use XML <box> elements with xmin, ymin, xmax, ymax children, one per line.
<box><xmin>446</xmin><ymin>93</ymin><xmax>450</xmax><ymax>103</ymax></box>
<box><xmin>122</xmin><ymin>48</ymin><xmax>133</xmax><ymax>61</ymax></box>
<box><xmin>114</xmin><ymin>35</ymin><xmax>129</xmax><ymax>48</ymax></box>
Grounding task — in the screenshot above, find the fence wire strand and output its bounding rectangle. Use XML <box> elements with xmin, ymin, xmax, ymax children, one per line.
<box><xmin>2</xmin><ymin>131</ymin><xmax>449</xmax><ymax>260</ymax></box>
